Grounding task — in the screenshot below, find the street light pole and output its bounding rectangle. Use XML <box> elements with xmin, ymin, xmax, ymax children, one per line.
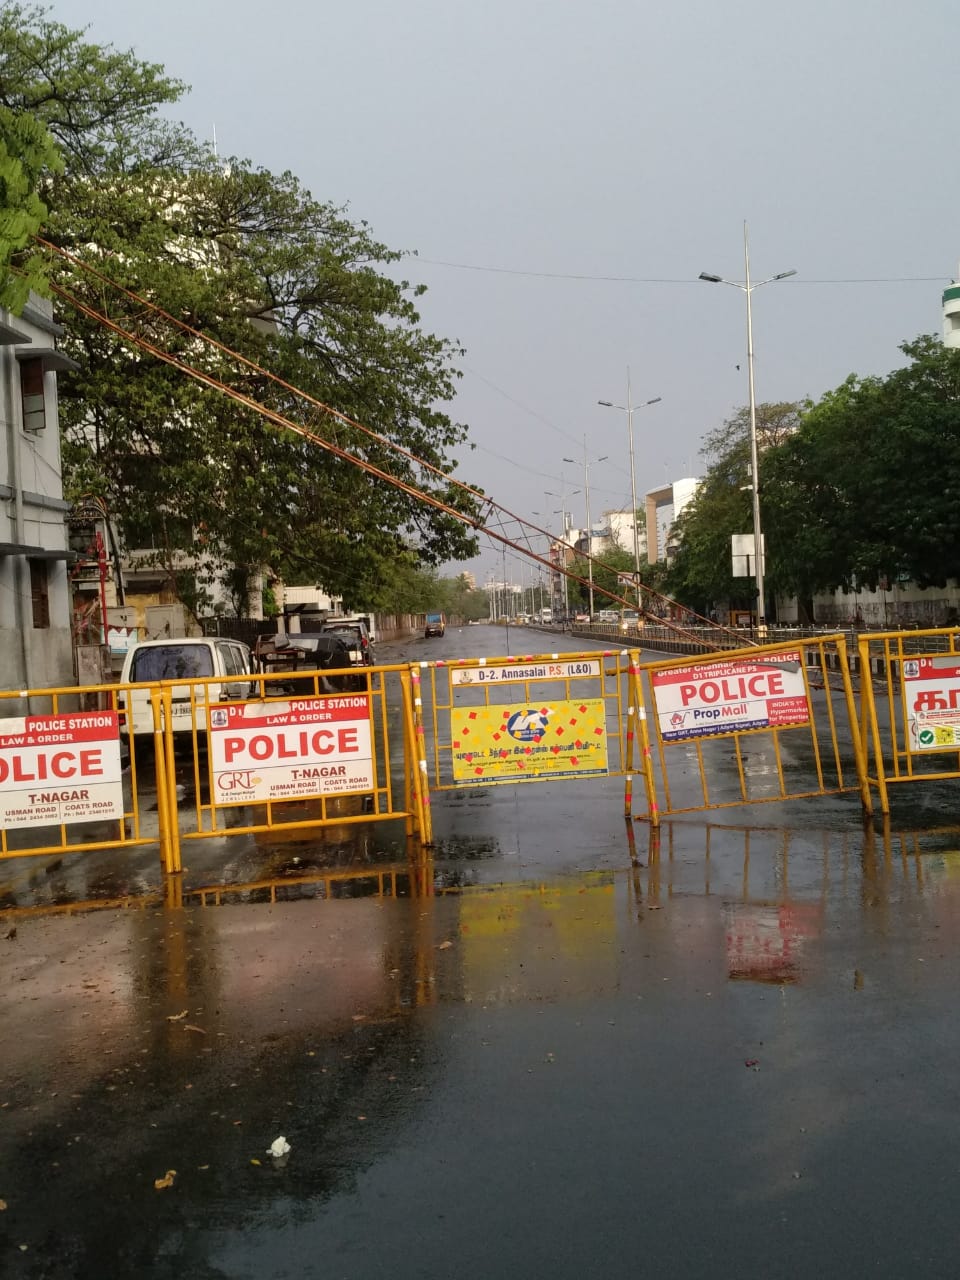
<box><xmin>544</xmin><ymin>483</ymin><xmax>580</xmax><ymax>621</ymax></box>
<box><xmin>699</xmin><ymin>224</ymin><xmax>795</xmax><ymax>634</ymax></box>
<box><xmin>598</xmin><ymin>377</ymin><xmax>661</xmax><ymax>609</ymax></box>
<box><xmin>564</xmin><ymin>440</ymin><xmax>608</xmax><ymax>619</ymax></box>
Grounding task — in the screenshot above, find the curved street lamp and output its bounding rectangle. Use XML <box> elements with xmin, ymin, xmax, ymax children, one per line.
<box><xmin>699</xmin><ymin>223</ymin><xmax>796</xmax><ymax>633</ymax></box>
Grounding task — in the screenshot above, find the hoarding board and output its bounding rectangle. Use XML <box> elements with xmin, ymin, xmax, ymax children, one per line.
<box><xmin>903</xmin><ymin>656</ymin><xmax>960</xmax><ymax>751</ymax></box>
<box><xmin>451</xmin><ymin>698</ymin><xmax>608</xmax><ymax>783</ymax></box>
<box><xmin>209</xmin><ymin>696</ymin><xmax>373</xmax><ymax>805</ymax></box>
<box><xmin>0</xmin><ymin>712</ymin><xmax>123</xmax><ymax>829</ymax></box>
<box><xmin>652</xmin><ymin>652</ymin><xmax>809</xmax><ymax>742</ymax></box>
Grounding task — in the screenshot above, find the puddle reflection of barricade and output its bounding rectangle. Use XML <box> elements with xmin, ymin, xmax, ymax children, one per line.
<box><xmin>183</xmin><ymin>852</ymin><xmax>436</xmax><ymax>907</ymax></box>
<box><xmin>624</xmin><ymin>817</ymin><xmax>960</xmax><ymax>985</ymax></box>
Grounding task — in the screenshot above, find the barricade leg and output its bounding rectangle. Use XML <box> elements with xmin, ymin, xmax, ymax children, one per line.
<box><xmin>403</xmin><ymin>669</ymin><xmax>434</xmax><ymax>846</ymax></box>
<box><xmin>151</xmin><ymin>690</ymin><xmax>172</xmax><ymax>874</ymax></box>
<box><xmin>624</xmin><ymin>703</ymin><xmax>637</xmax><ymax>818</ymax></box>
<box><xmin>623</xmin><ymin>650</ymin><xmax>641</xmax><ymax>818</ymax></box>
<box><xmin>837</xmin><ymin>637</ymin><xmax>873</xmax><ymax>815</ymax></box>
<box><xmin>161</xmin><ymin>689</ymin><xmax>183</xmax><ymax>875</ymax></box>
<box><xmin>631</xmin><ymin>660</ymin><xmax>660</xmax><ymax>828</ymax></box>
<box><xmin>858</xmin><ymin>637</ymin><xmax>891</xmax><ymax>815</ymax></box>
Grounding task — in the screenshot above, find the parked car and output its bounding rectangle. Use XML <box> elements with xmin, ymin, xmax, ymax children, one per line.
<box><xmin>254</xmin><ymin>633</ymin><xmax>363</xmax><ymax>694</ymax></box>
<box><xmin>595</xmin><ymin>609</ymin><xmax>618</xmax><ymax>623</ymax></box>
<box><xmin>319</xmin><ymin>620</ymin><xmax>374</xmax><ymax>666</ymax></box>
<box><xmin>118</xmin><ymin>636</ymin><xmax>255</xmax><ymax>756</ymax></box>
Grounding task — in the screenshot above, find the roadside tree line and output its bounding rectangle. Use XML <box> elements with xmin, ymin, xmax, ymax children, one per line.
<box><xmin>0</xmin><ymin>2</ymin><xmax>481</xmax><ymax>617</ymax></box>
<box><xmin>660</xmin><ymin>336</ymin><xmax>960</xmax><ymax>621</ymax></box>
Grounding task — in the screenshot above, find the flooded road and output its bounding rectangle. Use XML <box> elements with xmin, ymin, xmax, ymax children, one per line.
<box><xmin>2</xmin><ymin>625</ymin><xmax>960</xmax><ymax>1277</ymax></box>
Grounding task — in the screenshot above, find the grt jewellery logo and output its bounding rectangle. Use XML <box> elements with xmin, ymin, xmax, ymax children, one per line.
<box><xmin>216</xmin><ymin>771</ymin><xmax>263</xmax><ymax>791</ymax></box>
<box><xmin>506</xmin><ymin>709</ymin><xmax>552</xmax><ymax>743</ymax></box>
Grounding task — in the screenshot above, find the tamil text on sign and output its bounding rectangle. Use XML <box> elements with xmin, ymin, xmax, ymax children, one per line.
<box><xmin>451</xmin><ymin>699</ymin><xmax>608</xmax><ymax>783</ymax></box>
<box><xmin>903</xmin><ymin>656</ymin><xmax>960</xmax><ymax>751</ymax></box>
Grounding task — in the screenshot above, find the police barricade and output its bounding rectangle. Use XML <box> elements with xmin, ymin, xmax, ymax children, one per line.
<box><xmin>415</xmin><ymin>648</ymin><xmax>644</xmax><ymax>808</ymax></box>
<box><xmin>161</xmin><ymin>661</ymin><xmax>429</xmax><ymax>868</ymax></box>
<box><xmin>0</xmin><ymin>680</ymin><xmax>170</xmax><ymax>876</ymax></box>
<box><xmin>857</xmin><ymin>627</ymin><xmax>960</xmax><ymax>813</ymax></box>
<box><xmin>633</xmin><ymin>636</ymin><xmax>872</xmax><ymax>826</ymax></box>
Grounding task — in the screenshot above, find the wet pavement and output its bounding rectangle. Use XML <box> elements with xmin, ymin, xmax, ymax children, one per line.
<box><xmin>3</xmin><ymin>624</ymin><xmax>960</xmax><ymax>1277</ymax></box>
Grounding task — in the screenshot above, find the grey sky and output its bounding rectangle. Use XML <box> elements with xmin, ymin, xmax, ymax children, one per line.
<box><xmin>50</xmin><ymin>0</ymin><xmax>957</xmax><ymax>584</ymax></box>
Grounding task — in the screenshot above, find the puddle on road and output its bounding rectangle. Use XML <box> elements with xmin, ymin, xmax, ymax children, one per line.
<box><xmin>4</xmin><ymin>816</ymin><xmax>960</xmax><ymax>1275</ymax></box>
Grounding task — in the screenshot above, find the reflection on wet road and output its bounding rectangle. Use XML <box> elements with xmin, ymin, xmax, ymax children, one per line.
<box><xmin>3</xmin><ymin>627</ymin><xmax>960</xmax><ymax>1276</ymax></box>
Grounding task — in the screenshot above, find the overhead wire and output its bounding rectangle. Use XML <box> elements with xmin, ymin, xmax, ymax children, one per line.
<box><xmin>406</xmin><ymin>255</ymin><xmax>951</xmax><ymax>286</ymax></box>
<box><xmin>35</xmin><ymin>237</ymin><xmax>753</xmax><ymax>649</ymax></box>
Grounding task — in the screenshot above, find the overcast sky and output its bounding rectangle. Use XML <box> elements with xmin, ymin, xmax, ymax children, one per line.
<box><xmin>52</xmin><ymin>0</ymin><xmax>957</xmax><ymax>585</ymax></box>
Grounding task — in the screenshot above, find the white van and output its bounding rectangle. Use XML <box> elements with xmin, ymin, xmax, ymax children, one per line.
<box><xmin>118</xmin><ymin>637</ymin><xmax>255</xmax><ymax>747</ymax></box>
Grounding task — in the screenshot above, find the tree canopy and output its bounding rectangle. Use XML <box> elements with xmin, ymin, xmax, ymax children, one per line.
<box><xmin>664</xmin><ymin>402</ymin><xmax>800</xmax><ymax>613</ymax></box>
<box><xmin>763</xmin><ymin>336</ymin><xmax>960</xmax><ymax>595</ymax></box>
<box><xmin>665</xmin><ymin>339</ymin><xmax>960</xmax><ymax>616</ymax></box>
<box><xmin>0</xmin><ymin>2</ymin><xmax>480</xmax><ymax>610</ymax></box>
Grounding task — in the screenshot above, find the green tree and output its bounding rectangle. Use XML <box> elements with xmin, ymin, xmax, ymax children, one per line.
<box><xmin>566</xmin><ymin>545</ymin><xmax>668</xmax><ymax>611</ymax></box>
<box><xmin>665</xmin><ymin>402</ymin><xmax>801</xmax><ymax>613</ymax></box>
<box><xmin>763</xmin><ymin>338</ymin><xmax>960</xmax><ymax>594</ymax></box>
<box><xmin>0</xmin><ymin>105</ymin><xmax>61</xmax><ymax>310</ymax></box>
<box><xmin>1</xmin><ymin>4</ymin><xmax>479</xmax><ymax>606</ymax></box>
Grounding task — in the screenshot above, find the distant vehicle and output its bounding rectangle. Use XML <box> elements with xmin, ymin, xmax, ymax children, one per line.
<box><xmin>620</xmin><ymin>610</ymin><xmax>642</xmax><ymax>631</ymax></box>
<box><xmin>425</xmin><ymin>612</ymin><xmax>446</xmax><ymax>637</ymax></box>
<box><xmin>255</xmin><ymin>633</ymin><xmax>363</xmax><ymax>694</ymax></box>
<box><xmin>574</xmin><ymin>612</ymin><xmax>590</xmax><ymax>623</ymax></box>
<box><xmin>334</xmin><ymin>613</ymin><xmax>377</xmax><ymax>644</ymax></box>
<box><xmin>537</xmin><ymin>608</ymin><xmax>553</xmax><ymax>624</ymax></box>
<box><xmin>118</xmin><ymin>636</ymin><xmax>255</xmax><ymax>754</ymax></box>
<box><xmin>596</xmin><ymin>609</ymin><xmax>618</xmax><ymax>623</ymax></box>
<box><xmin>319</xmin><ymin>619</ymin><xmax>374</xmax><ymax>665</ymax></box>
<box><xmin>467</xmin><ymin>619</ymin><xmax>481</xmax><ymax>625</ymax></box>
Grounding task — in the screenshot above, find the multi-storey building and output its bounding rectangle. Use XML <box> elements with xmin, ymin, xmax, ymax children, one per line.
<box><xmin>0</xmin><ymin>294</ymin><xmax>77</xmax><ymax>692</ymax></box>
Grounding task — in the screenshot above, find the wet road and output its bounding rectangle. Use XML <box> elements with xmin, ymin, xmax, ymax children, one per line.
<box><xmin>3</xmin><ymin>624</ymin><xmax>960</xmax><ymax>1277</ymax></box>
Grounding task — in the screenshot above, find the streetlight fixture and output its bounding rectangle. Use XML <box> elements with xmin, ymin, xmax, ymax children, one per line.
<box><xmin>699</xmin><ymin>222</ymin><xmax>796</xmax><ymax>634</ymax></box>
<box><xmin>598</xmin><ymin>372</ymin><xmax>661</xmax><ymax>608</ymax></box>
<box><xmin>564</xmin><ymin>442</ymin><xmax>608</xmax><ymax>619</ymax></box>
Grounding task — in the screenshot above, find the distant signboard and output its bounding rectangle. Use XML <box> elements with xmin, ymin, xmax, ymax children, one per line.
<box><xmin>0</xmin><ymin>712</ymin><xmax>123</xmax><ymax>829</ymax></box>
<box><xmin>451</xmin><ymin>659</ymin><xmax>600</xmax><ymax>686</ymax></box>
<box><xmin>903</xmin><ymin>656</ymin><xmax>960</xmax><ymax>751</ymax></box>
<box><xmin>208</xmin><ymin>695</ymin><xmax>373</xmax><ymax>804</ymax></box>
<box><xmin>652</xmin><ymin>652</ymin><xmax>810</xmax><ymax>741</ymax></box>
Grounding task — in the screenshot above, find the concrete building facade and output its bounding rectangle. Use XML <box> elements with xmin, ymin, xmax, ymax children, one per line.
<box><xmin>0</xmin><ymin>295</ymin><xmax>77</xmax><ymax>692</ymax></box>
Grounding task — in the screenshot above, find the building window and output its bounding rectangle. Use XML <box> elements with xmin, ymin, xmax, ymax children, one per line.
<box><xmin>29</xmin><ymin>559</ymin><xmax>50</xmax><ymax>629</ymax></box>
<box><xmin>20</xmin><ymin>358</ymin><xmax>46</xmax><ymax>433</ymax></box>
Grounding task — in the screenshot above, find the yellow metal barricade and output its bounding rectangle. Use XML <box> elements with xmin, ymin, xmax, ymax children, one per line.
<box><xmin>418</xmin><ymin>648</ymin><xmax>643</xmax><ymax>803</ymax></box>
<box><xmin>163</xmin><ymin>661</ymin><xmax>427</xmax><ymax>848</ymax></box>
<box><xmin>633</xmin><ymin>635</ymin><xmax>871</xmax><ymax>825</ymax></box>
<box><xmin>858</xmin><ymin>627</ymin><xmax>960</xmax><ymax>813</ymax></box>
<box><xmin>0</xmin><ymin>679</ymin><xmax>168</xmax><ymax>876</ymax></box>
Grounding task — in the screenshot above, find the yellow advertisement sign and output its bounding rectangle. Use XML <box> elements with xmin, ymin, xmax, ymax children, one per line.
<box><xmin>451</xmin><ymin>698</ymin><xmax>608</xmax><ymax>783</ymax></box>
